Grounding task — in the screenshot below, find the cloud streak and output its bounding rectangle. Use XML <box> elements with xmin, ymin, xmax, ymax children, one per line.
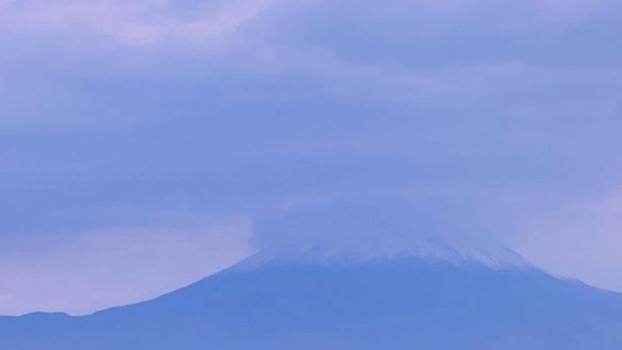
<box><xmin>0</xmin><ymin>0</ymin><xmax>274</xmax><ymax>48</ymax></box>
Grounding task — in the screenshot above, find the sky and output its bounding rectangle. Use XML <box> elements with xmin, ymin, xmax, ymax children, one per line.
<box><xmin>1</xmin><ymin>0</ymin><xmax>621</xmax><ymax>315</ymax></box>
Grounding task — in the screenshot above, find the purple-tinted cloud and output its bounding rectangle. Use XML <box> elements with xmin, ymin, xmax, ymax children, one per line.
<box><xmin>1</xmin><ymin>0</ymin><xmax>622</xmax><ymax>313</ymax></box>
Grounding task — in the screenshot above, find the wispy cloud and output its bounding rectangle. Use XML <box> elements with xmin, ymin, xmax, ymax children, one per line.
<box><xmin>0</xmin><ymin>0</ymin><xmax>275</xmax><ymax>48</ymax></box>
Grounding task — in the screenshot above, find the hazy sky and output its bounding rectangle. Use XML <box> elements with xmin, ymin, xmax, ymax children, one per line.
<box><xmin>1</xmin><ymin>0</ymin><xmax>621</xmax><ymax>315</ymax></box>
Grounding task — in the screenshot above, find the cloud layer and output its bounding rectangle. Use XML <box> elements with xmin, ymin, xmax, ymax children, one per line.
<box><xmin>1</xmin><ymin>0</ymin><xmax>622</xmax><ymax>312</ymax></box>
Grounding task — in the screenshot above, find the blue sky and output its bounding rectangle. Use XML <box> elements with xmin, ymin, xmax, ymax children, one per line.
<box><xmin>1</xmin><ymin>0</ymin><xmax>621</xmax><ymax>315</ymax></box>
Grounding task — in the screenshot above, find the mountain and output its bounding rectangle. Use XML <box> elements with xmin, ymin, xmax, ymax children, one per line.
<box><xmin>2</xmin><ymin>254</ymin><xmax>622</xmax><ymax>349</ymax></box>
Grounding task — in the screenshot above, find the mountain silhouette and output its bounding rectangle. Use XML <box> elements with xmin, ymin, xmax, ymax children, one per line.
<box><xmin>2</xmin><ymin>254</ymin><xmax>622</xmax><ymax>349</ymax></box>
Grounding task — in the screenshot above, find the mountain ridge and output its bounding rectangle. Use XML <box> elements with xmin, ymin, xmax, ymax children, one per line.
<box><xmin>2</xmin><ymin>253</ymin><xmax>622</xmax><ymax>349</ymax></box>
